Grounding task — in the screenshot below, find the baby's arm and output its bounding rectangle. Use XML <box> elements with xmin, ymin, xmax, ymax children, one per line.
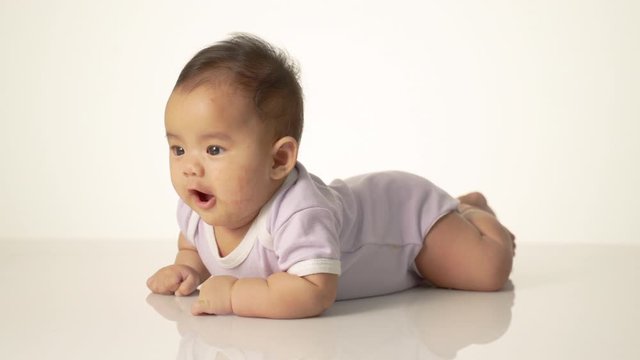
<box><xmin>191</xmin><ymin>272</ymin><xmax>338</xmax><ymax>319</ymax></box>
<box><xmin>147</xmin><ymin>233</ymin><xmax>210</xmax><ymax>296</ymax></box>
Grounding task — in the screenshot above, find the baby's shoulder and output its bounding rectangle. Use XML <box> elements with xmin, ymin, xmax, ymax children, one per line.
<box><xmin>268</xmin><ymin>164</ymin><xmax>343</xmax><ymax>229</ymax></box>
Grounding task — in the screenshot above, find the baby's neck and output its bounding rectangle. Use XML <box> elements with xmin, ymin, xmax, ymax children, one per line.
<box><xmin>212</xmin><ymin>176</ymin><xmax>289</xmax><ymax>257</ymax></box>
<box><xmin>213</xmin><ymin>224</ymin><xmax>250</xmax><ymax>257</ymax></box>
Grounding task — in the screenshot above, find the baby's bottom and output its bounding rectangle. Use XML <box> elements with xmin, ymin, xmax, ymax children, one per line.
<box><xmin>414</xmin><ymin>192</ymin><xmax>515</xmax><ymax>291</ymax></box>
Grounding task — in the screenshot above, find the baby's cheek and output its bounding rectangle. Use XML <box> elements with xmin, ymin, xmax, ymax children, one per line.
<box><xmin>233</xmin><ymin>165</ymin><xmax>260</xmax><ymax>189</ymax></box>
<box><xmin>230</xmin><ymin>175</ymin><xmax>267</xmax><ymax>206</ymax></box>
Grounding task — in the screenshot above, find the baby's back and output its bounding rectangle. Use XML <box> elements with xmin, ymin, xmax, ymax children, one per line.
<box><xmin>329</xmin><ymin>171</ymin><xmax>458</xmax><ymax>299</ymax></box>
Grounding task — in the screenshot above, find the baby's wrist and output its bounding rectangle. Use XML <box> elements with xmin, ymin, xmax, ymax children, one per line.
<box><xmin>214</xmin><ymin>276</ymin><xmax>238</xmax><ymax>314</ymax></box>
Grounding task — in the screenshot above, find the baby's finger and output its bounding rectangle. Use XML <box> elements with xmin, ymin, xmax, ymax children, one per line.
<box><xmin>175</xmin><ymin>274</ymin><xmax>198</xmax><ymax>296</ymax></box>
<box><xmin>147</xmin><ymin>273</ymin><xmax>180</xmax><ymax>295</ymax></box>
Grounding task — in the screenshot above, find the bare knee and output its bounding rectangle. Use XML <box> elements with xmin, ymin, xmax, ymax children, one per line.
<box><xmin>472</xmin><ymin>251</ymin><xmax>512</xmax><ymax>291</ymax></box>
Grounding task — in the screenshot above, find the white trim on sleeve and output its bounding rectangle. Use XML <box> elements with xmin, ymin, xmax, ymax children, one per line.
<box><xmin>287</xmin><ymin>258</ymin><xmax>341</xmax><ymax>277</ymax></box>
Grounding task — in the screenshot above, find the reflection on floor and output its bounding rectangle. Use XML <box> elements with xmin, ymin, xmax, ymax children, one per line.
<box><xmin>0</xmin><ymin>241</ymin><xmax>638</xmax><ymax>359</ymax></box>
<box><xmin>147</xmin><ymin>284</ymin><xmax>514</xmax><ymax>359</ymax></box>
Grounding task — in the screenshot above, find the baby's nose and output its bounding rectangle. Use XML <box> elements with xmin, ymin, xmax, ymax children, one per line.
<box><xmin>183</xmin><ymin>160</ymin><xmax>204</xmax><ymax>177</ymax></box>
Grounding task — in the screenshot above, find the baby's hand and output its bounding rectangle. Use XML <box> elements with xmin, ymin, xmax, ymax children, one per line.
<box><xmin>147</xmin><ymin>264</ymin><xmax>200</xmax><ymax>296</ymax></box>
<box><xmin>191</xmin><ymin>276</ymin><xmax>237</xmax><ymax>316</ymax></box>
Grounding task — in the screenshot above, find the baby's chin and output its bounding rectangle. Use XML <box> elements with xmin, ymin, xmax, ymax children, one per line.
<box><xmin>191</xmin><ymin>209</ymin><xmax>217</xmax><ymax>226</ymax></box>
<box><xmin>194</xmin><ymin>209</ymin><xmax>236</xmax><ymax>228</ymax></box>
<box><xmin>198</xmin><ymin>209</ymin><xmax>262</xmax><ymax>233</ymax></box>
<box><xmin>184</xmin><ymin>196</ymin><xmax>263</xmax><ymax>229</ymax></box>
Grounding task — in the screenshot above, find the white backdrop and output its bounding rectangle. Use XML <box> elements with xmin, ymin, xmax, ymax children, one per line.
<box><xmin>1</xmin><ymin>0</ymin><xmax>638</xmax><ymax>244</ymax></box>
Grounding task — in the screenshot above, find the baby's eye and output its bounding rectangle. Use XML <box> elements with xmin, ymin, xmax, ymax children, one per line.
<box><xmin>207</xmin><ymin>145</ymin><xmax>224</xmax><ymax>156</ymax></box>
<box><xmin>171</xmin><ymin>146</ymin><xmax>185</xmax><ymax>156</ymax></box>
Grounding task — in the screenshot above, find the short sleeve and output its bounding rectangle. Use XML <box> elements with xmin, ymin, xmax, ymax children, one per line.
<box><xmin>272</xmin><ymin>208</ymin><xmax>341</xmax><ymax>277</ymax></box>
<box><xmin>176</xmin><ymin>199</ymin><xmax>200</xmax><ymax>246</ymax></box>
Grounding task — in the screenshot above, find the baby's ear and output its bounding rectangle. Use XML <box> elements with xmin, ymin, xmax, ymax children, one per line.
<box><xmin>270</xmin><ymin>136</ymin><xmax>298</xmax><ymax>180</ymax></box>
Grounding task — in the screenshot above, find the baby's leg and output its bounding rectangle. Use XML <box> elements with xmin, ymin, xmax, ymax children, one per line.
<box><xmin>458</xmin><ymin>192</ymin><xmax>516</xmax><ymax>245</ymax></box>
<box><xmin>415</xmin><ymin>193</ymin><xmax>515</xmax><ymax>291</ymax></box>
<box><xmin>457</xmin><ymin>191</ymin><xmax>495</xmax><ymax>215</ymax></box>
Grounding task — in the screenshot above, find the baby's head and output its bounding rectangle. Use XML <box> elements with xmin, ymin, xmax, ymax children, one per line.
<box><xmin>165</xmin><ymin>34</ymin><xmax>303</xmax><ymax>228</ymax></box>
<box><xmin>173</xmin><ymin>33</ymin><xmax>304</xmax><ymax>144</ymax></box>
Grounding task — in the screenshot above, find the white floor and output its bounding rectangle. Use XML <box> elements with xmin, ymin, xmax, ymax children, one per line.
<box><xmin>0</xmin><ymin>241</ymin><xmax>638</xmax><ymax>359</ymax></box>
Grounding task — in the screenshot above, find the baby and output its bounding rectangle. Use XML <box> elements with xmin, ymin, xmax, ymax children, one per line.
<box><xmin>147</xmin><ymin>34</ymin><xmax>515</xmax><ymax>319</ymax></box>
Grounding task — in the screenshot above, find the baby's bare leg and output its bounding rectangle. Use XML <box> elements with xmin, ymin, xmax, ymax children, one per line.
<box><xmin>415</xmin><ymin>193</ymin><xmax>514</xmax><ymax>291</ymax></box>
<box><xmin>458</xmin><ymin>192</ymin><xmax>516</xmax><ymax>248</ymax></box>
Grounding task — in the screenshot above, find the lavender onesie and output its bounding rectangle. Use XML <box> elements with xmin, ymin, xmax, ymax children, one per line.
<box><xmin>178</xmin><ymin>162</ymin><xmax>459</xmax><ymax>300</ymax></box>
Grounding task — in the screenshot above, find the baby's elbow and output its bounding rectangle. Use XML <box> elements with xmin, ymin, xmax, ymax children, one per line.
<box><xmin>318</xmin><ymin>292</ymin><xmax>337</xmax><ymax>314</ymax></box>
<box><xmin>274</xmin><ymin>292</ymin><xmax>335</xmax><ymax>319</ymax></box>
<box><xmin>262</xmin><ymin>273</ymin><xmax>338</xmax><ymax>319</ymax></box>
<box><xmin>302</xmin><ymin>273</ymin><xmax>338</xmax><ymax>316</ymax></box>
<box><xmin>303</xmin><ymin>289</ymin><xmax>336</xmax><ymax>317</ymax></box>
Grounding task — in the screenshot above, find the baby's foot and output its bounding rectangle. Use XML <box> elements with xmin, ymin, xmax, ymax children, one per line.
<box><xmin>457</xmin><ymin>192</ymin><xmax>495</xmax><ymax>215</ymax></box>
<box><xmin>457</xmin><ymin>192</ymin><xmax>516</xmax><ymax>252</ymax></box>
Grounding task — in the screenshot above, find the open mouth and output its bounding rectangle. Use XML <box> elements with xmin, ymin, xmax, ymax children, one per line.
<box><xmin>189</xmin><ymin>189</ymin><xmax>215</xmax><ymax>208</ymax></box>
<box><xmin>195</xmin><ymin>190</ymin><xmax>212</xmax><ymax>202</ymax></box>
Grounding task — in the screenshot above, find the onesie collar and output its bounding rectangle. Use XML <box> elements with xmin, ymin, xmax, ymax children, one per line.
<box><xmin>204</xmin><ymin>168</ymin><xmax>299</xmax><ymax>268</ymax></box>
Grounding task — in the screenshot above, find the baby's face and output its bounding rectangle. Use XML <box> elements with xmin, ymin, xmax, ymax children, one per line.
<box><xmin>165</xmin><ymin>84</ymin><xmax>277</xmax><ymax>231</ymax></box>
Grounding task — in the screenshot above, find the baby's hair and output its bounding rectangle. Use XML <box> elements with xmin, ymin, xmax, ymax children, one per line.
<box><xmin>174</xmin><ymin>33</ymin><xmax>304</xmax><ymax>143</ymax></box>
